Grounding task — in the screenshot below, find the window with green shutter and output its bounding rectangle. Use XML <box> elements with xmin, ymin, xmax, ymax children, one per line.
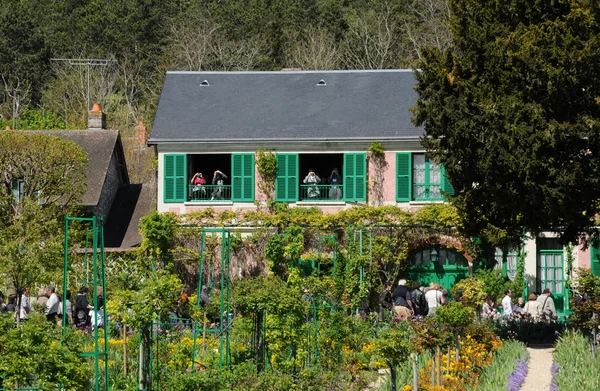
<box><xmin>275</xmin><ymin>154</ymin><xmax>298</xmax><ymax>202</ymax></box>
<box><xmin>396</xmin><ymin>153</ymin><xmax>411</xmax><ymax>201</ymax></box>
<box><xmin>231</xmin><ymin>153</ymin><xmax>254</xmax><ymax>202</ymax></box>
<box><xmin>396</xmin><ymin>153</ymin><xmax>454</xmax><ymax>202</ymax></box>
<box><xmin>343</xmin><ymin>153</ymin><xmax>366</xmax><ymax>202</ymax></box>
<box><xmin>12</xmin><ymin>179</ymin><xmax>24</xmax><ymax>203</ymax></box>
<box><xmin>164</xmin><ymin>154</ymin><xmax>187</xmax><ymax>203</ymax></box>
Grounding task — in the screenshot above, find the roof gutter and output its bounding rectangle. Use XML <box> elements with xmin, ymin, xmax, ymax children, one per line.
<box><xmin>147</xmin><ymin>136</ymin><xmax>422</xmax><ymax>145</ymax></box>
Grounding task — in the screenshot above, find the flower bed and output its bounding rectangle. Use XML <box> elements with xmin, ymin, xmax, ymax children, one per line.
<box><xmin>553</xmin><ymin>330</ymin><xmax>600</xmax><ymax>391</ymax></box>
<box><xmin>471</xmin><ymin>340</ymin><xmax>528</xmax><ymax>391</ymax></box>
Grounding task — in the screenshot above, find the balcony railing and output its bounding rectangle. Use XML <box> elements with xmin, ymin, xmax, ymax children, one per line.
<box><xmin>188</xmin><ymin>184</ymin><xmax>232</xmax><ymax>201</ymax></box>
<box><xmin>299</xmin><ymin>184</ymin><xmax>343</xmax><ymax>202</ymax></box>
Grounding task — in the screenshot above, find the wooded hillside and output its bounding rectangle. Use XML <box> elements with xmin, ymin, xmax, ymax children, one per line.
<box><xmin>0</xmin><ymin>0</ymin><xmax>451</xmax><ymax>132</ymax></box>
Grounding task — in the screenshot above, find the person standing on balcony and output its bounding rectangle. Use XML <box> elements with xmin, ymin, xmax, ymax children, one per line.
<box><xmin>328</xmin><ymin>168</ymin><xmax>342</xmax><ymax>200</ymax></box>
<box><xmin>303</xmin><ymin>169</ymin><xmax>321</xmax><ymax>199</ymax></box>
<box><xmin>191</xmin><ymin>172</ymin><xmax>206</xmax><ymax>200</ymax></box>
<box><xmin>211</xmin><ymin>169</ymin><xmax>228</xmax><ymax>200</ymax></box>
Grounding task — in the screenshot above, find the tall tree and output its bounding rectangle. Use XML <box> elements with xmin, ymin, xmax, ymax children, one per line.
<box><xmin>413</xmin><ymin>0</ymin><xmax>600</xmax><ymax>247</ymax></box>
<box><xmin>0</xmin><ymin>131</ymin><xmax>87</xmax><ymax>317</ymax></box>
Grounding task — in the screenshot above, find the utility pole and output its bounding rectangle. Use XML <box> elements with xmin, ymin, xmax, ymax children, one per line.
<box><xmin>50</xmin><ymin>58</ymin><xmax>116</xmax><ymax>111</ymax></box>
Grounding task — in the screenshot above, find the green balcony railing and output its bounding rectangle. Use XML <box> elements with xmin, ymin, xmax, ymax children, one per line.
<box><xmin>299</xmin><ymin>184</ymin><xmax>343</xmax><ymax>202</ymax></box>
<box><xmin>188</xmin><ymin>184</ymin><xmax>232</xmax><ymax>201</ymax></box>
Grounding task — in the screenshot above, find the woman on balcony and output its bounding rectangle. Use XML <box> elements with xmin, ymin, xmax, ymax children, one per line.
<box><xmin>303</xmin><ymin>169</ymin><xmax>321</xmax><ymax>198</ymax></box>
<box><xmin>328</xmin><ymin>168</ymin><xmax>342</xmax><ymax>200</ymax></box>
<box><xmin>211</xmin><ymin>169</ymin><xmax>228</xmax><ymax>200</ymax></box>
<box><xmin>191</xmin><ymin>172</ymin><xmax>206</xmax><ymax>200</ymax></box>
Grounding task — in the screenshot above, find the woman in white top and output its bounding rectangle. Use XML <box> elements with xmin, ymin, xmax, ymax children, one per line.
<box><xmin>425</xmin><ymin>282</ymin><xmax>443</xmax><ymax>315</ymax></box>
<box><xmin>481</xmin><ymin>296</ymin><xmax>496</xmax><ymax>319</ymax></box>
<box><xmin>523</xmin><ymin>293</ymin><xmax>541</xmax><ymax>320</ymax></box>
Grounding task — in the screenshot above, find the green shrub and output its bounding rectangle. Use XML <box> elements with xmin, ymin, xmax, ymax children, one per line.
<box><xmin>492</xmin><ymin>317</ymin><xmax>565</xmax><ymax>344</ymax></box>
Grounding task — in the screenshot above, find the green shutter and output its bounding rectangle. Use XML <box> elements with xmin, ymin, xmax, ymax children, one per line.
<box><xmin>344</xmin><ymin>153</ymin><xmax>366</xmax><ymax>202</ymax></box>
<box><xmin>232</xmin><ymin>153</ymin><xmax>255</xmax><ymax>202</ymax></box>
<box><xmin>11</xmin><ymin>179</ymin><xmax>21</xmax><ymax>202</ymax></box>
<box><xmin>275</xmin><ymin>154</ymin><xmax>298</xmax><ymax>202</ymax></box>
<box><xmin>592</xmin><ymin>240</ymin><xmax>600</xmax><ymax>278</ymax></box>
<box><xmin>164</xmin><ymin>154</ymin><xmax>187</xmax><ymax>203</ymax></box>
<box><xmin>442</xmin><ymin>165</ymin><xmax>455</xmax><ymax>197</ymax></box>
<box><xmin>396</xmin><ymin>153</ymin><xmax>411</xmax><ymax>201</ymax></box>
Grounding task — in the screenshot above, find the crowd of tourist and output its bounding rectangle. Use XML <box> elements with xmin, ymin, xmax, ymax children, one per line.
<box><xmin>377</xmin><ymin>280</ymin><xmax>559</xmax><ymax>322</ymax></box>
<box><xmin>0</xmin><ymin>285</ymin><xmax>108</xmax><ymax>330</ymax></box>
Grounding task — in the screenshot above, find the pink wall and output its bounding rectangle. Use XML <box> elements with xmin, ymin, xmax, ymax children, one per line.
<box><xmin>578</xmin><ymin>238</ymin><xmax>591</xmax><ymax>268</ymax></box>
<box><xmin>367</xmin><ymin>152</ymin><xmax>398</xmax><ymax>204</ymax></box>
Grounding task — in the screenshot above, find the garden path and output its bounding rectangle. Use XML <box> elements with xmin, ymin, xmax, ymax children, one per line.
<box><xmin>521</xmin><ymin>346</ymin><xmax>555</xmax><ymax>391</ymax></box>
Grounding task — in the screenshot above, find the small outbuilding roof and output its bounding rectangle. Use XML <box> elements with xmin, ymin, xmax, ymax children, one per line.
<box><xmin>149</xmin><ymin>70</ymin><xmax>423</xmax><ymax>144</ymax></box>
<box><xmin>40</xmin><ymin>130</ymin><xmax>128</xmax><ymax>206</ymax></box>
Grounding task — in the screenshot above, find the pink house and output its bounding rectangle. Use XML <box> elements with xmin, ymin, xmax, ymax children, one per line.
<box><xmin>149</xmin><ymin>70</ymin><xmax>454</xmax><ymax>214</ymax></box>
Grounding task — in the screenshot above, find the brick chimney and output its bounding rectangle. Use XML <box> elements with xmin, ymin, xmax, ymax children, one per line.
<box><xmin>134</xmin><ymin>120</ymin><xmax>148</xmax><ymax>146</ymax></box>
<box><xmin>88</xmin><ymin>103</ymin><xmax>106</xmax><ymax>130</ymax></box>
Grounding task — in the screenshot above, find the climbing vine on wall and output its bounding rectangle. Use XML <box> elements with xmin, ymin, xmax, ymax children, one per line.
<box><xmin>367</xmin><ymin>141</ymin><xmax>387</xmax><ymax>205</ymax></box>
<box><xmin>255</xmin><ymin>148</ymin><xmax>278</xmax><ymax>203</ymax></box>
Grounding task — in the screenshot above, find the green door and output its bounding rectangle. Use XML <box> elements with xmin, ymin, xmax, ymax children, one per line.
<box><xmin>407</xmin><ymin>246</ymin><xmax>469</xmax><ymax>293</ymax></box>
<box><xmin>537</xmin><ymin>250</ymin><xmax>565</xmax><ymax>316</ymax></box>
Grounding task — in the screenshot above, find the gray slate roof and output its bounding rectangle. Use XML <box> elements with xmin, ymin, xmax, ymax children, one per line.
<box><xmin>39</xmin><ymin>130</ymin><xmax>126</xmax><ymax>206</ymax></box>
<box><xmin>149</xmin><ymin>70</ymin><xmax>423</xmax><ymax>144</ymax></box>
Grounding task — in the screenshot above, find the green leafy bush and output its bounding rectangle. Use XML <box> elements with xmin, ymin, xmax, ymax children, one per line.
<box><xmin>0</xmin><ymin>314</ymin><xmax>92</xmax><ymax>391</ymax></box>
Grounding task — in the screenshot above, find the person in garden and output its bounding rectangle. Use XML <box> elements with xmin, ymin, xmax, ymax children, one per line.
<box><xmin>4</xmin><ymin>294</ymin><xmax>16</xmax><ymax>313</ymax></box>
<box><xmin>392</xmin><ymin>279</ymin><xmax>413</xmax><ymax>320</ymax></box>
<box><xmin>425</xmin><ymin>282</ymin><xmax>443</xmax><ymax>315</ymax></box>
<box><xmin>45</xmin><ymin>285</ymin><xmax>59</xmax><ymax>322</ymax></box>
<box><xmin>75</xmin><ymin>286</ymin><xmax>93</xmax><ymax>329</ymax></box>
<box><xmin>538</xmin><ymin>288</ymin><xmax>557</xmax><ymax>318</ymax></box>
<box><xmin>513</xmin><ymin>297</ymin><xmax>525</xmax><ymax>317</ymax></box>
<box><xmin>200</xmin><ymin>285</ymin><xmax>210</xmax><ymax>307</ymax></box>
<box><xmin>502</xmin><ymin>289</ymin><xmax>513</xmax><ymax>316</ymax></box>
<box><xmin>378</xmin><ymin>281</ymin><xmax>393</xmax><ymax>321</ymax></box>
<box><xmin>481</xmin><ymin>295</ymin><xmax>497</xmax><ymax>319</ymax></box>
<box><xmin>409</xmin><ymin>281</ymin><xmax>428</xmax><ymax>316</ymax></box>
<box><xmin>19</xmin><ymin>287</ymin><xmax>31</xmax><ymax>320</ymax></box>
<box><xmin>523</xmin><ymin>293</ymin><xmax>541</xmax><ymax>320</ymax></box>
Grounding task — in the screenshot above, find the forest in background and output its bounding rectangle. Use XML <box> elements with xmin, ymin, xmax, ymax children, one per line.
<box><xmin>0</xmin><ymin>0</ymin><xmax>451</xmax><ymax>133</ymax></box>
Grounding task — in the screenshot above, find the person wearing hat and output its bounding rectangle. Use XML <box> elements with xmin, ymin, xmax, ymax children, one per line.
<box><xmin>391</xmin><ymin>279</ymin><xmax>413</xmax><ymax>320</ymax></box>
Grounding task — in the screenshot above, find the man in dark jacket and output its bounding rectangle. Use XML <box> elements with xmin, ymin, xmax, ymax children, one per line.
<box><xmin>378</xmin><ymin>281</ymin><xmax>393</xmax><ymax>321</ymax></box>
<box><xmin>392</xmin><ymin>279</ymin><xmax>413</xmax><ymax>320</ymax></box>
<box><xmin>409</xmin><ymin>281</ymin><xmax>428</xmax><ymax>316</ymax></box>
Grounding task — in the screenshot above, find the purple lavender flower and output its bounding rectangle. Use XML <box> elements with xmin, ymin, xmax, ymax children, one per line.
<box><xmin>507</xmin><ymin>359</ymin><xmax>528</xmax><ymax>391</ymax></box>
<box><xmin>550</xmin><ymin>363</ymin><xmax>560</xmax><ymax>391</ymax></box>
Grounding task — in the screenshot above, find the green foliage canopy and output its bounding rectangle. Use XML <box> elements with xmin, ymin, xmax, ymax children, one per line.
<box><xmin>0</xmin><ymin>314</ymin><xmax>92</xmax><ymax>391</ymax></box>
<box><xmin>0</xmin><ymin>131</ymin><xmax>87</xmax><ymax>301</ymax></box>
<box><xmin>414</xmin><ymin>0</ymin><xmax>600</xmax><ymax>247</ymax></box>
